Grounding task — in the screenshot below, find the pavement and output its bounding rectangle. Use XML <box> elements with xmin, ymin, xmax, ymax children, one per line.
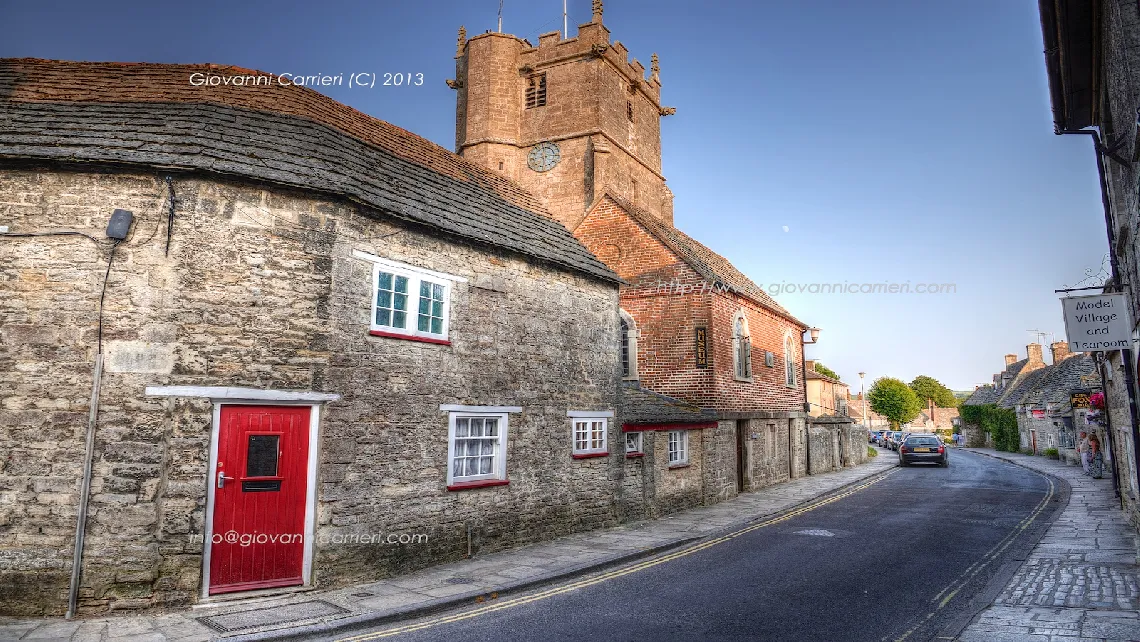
<box><xmin>326</xmin><ymin>447</ymin><xmax>1062</xmax><ymax>642</ymax></box>
<box><xmin>0</xmin><ymin>449</ymin><xmax>897</xmax><ymax>642</ymax></box>
<box><xmin>958</xmin><ymin>448</ymin><xmax>1140</xmax><ymax>642</ymax></box>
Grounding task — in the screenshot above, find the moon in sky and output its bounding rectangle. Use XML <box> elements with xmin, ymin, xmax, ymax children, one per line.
<box><xmin>782</xmin><ymin>225</ymin><xmax>789</xmax><ymax>232</ymax></box>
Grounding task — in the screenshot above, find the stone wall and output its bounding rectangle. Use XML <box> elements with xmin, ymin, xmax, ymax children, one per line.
<box><xmin>806</xmin><ymin>417</ymin><xmax>863</xmax><ymax>474</ymax></box>
<box><xmin>1096</xmin><ymin>0</ymin><xmax>1140</xmax><ymax>531</ymax></box>
<box><xmin>0</xmin><ymin>166</ymin><xmax>622</xmax><ymax>615</ymax></box>
<box><xmin>0</xmin><ymin>165</ymin><xmax>879</xmax><ymax>616</ymax></box>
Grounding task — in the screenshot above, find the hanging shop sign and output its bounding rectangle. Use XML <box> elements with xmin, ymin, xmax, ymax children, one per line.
<box><xmin>1061</xmin><ymin>294</ymin><xmax>1132</xmax><ymax>352</ymax></box>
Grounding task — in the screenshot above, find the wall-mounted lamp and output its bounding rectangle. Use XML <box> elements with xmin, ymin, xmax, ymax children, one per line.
<box><xmin>803</xmin><ymin>327</ymin><xmax>820</xmax><ymax>344</ymax></box>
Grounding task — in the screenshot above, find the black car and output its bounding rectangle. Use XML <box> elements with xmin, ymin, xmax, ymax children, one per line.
<box><xmin>899</xmin><ymin>434</ymin><xmax>948</xmax><ymax>467</ymax></box>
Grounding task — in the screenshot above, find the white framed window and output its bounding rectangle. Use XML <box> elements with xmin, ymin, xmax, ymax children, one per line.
<box><xmin>625</xmin><ymin>432</ymin><xmax>643</xmax><ymax>455</ymax></box>
<box><xmin>353</xmin><ymin>251</ymin><xmax>466</xmax><ymax>343</ymax></box>
<box><xmin>619</xmin><ymin>310</ymin><xmax>639</xmax><ymax>380</ymax></box>
<box><xmin>784</xmin><ymin>332</ymin><xmax>797</xmax><ymax>387</ymax></box>
<box><xmin>446</xmin><ymin>412</ymin><xmax>509</xmax><ymax>486</ymax></box>
<box><xmin>572</xmin><ymin>418</ymin><xmax>608</xmax><ymax>456</ymax></box>
<box><xmin>667</xmin><ymin>430</ymin><xmax>689</xmax><ymax>466</ymax></box>
<box><xmin>733</xmin><ymin>312</ymin><xmax>752</xmax><ymax>381</ymax></box>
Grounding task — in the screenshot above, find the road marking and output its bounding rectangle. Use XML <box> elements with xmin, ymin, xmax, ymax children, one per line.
<box><xmin>888</xmin><ymin>463</ymin><xmax>1057</xmax><ymax>642</ymax></box>
<box><xmin>337</xmin><ymin>469</ymin><xmax>898</xmax><ymax>642</ymax></box>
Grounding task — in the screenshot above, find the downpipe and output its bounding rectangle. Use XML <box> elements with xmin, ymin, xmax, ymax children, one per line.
<box><xmin>1059</xmin><ymin>128</ymin><xmax>1140</xmax><ymax>501</ymax></box>
<box><xmin>67</xmin><ymin>354</ymin><xmax>103</xmax><ymax>619</ymax></box>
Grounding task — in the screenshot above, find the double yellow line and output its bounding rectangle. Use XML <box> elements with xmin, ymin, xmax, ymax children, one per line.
<box><xmin>338</xmin><ymin>469</ymin><xmax>898</xmax><ymax>641</ymax></box>
<box><xmin>889</xmin><ymin>469</ymin><xmax>1057</xmax><ymax>642</ymax></box>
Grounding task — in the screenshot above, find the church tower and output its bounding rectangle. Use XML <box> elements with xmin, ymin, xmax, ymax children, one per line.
<box><xmin>450</xmin><ymin>1</ymin><xmax>675</xmax><ymax>230</ymax></box>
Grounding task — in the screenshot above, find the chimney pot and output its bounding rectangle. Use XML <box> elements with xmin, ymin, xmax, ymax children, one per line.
<box><xmin>1050</xmin><ymin>341</ymin><xmax>1071</xmax><ymax>363</ymax></box>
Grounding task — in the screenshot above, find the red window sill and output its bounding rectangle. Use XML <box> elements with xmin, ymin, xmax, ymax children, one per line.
<box><xmin>447</xmin><ymin>479</ymin><xmax>509</xmax><ymax>491</ymax></box>
<box><xmin>668</xmin><ymin>463</ymin><xmax>691</xmax><ymax>470</ymax></box>
<box><xmin>572</xmin><ymin>452</ymin><xmax>609</xmax><ymax>460</ymax></box>
<box><xmin>369</xmin><ymin>329</ymin><xmax>451</xmax><ymax>345</ymax></box>
<box><xmin>625</xmin><ymin>452</ymin><xmax>645</xmax><ymax>459</ymax></box>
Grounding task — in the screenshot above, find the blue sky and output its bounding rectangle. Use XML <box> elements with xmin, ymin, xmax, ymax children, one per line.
<box><xmin>0</xmin><ymin>0</ymin><xmax>1108</xmax><ymax>390</ymax></box>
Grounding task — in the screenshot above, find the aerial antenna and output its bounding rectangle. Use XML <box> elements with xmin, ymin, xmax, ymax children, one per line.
<box><xmin>1027</xmin><ymin>329</ymin><xmax>1051</xmax><ymax>354</ymax></box>
<box><xmin>498</xmin><ymin>0</ymin><xmax>503</xmax><ymax>32</ymax></box>
<box><xmin>563</xmin><ymin>0</ymin><xmax>568</xmax><ymax>38</ymax></box>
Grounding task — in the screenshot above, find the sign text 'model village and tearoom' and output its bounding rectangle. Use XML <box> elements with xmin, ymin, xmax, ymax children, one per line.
<box><xmin>1061</xmin><ymin>293</ymin><xmax>1132</xmax><ymax>352</ymax></box>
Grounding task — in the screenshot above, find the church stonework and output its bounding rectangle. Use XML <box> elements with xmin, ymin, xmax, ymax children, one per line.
<box><xmin>453</xmin><ymin>18</ymin><xmax>675</xmax><ymax>230</ymax></box>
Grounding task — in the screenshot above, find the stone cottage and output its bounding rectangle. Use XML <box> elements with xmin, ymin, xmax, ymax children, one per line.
<box><xmin>1037</xmin><ymin>0</ymin><xmax>1140</xmax><ymax>529</ymax></box>
<box><xmin>961</xmin><ymin>344</ymin><xmax>1049</xmax><ymax>446</ymax></box>
<box><xmin>450</xmin><ymin>7</ymin><xmax>862</xmax><ymax>504</ymax></box>
<box><xmin>1013</xmin><ymin>343</ymin><xmax>1099</xmax><ymax>460</ymax></box>
<box><xmin>0</xmin><ymin>58</ymin><xmax>638</xmax><ymax>616</ymax></box>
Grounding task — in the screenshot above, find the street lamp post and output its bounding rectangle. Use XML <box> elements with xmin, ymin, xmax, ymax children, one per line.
<box><xmin>859</xmin><ymin>372</ymin><xmax>867</xmax><ymax>429</ymax></box>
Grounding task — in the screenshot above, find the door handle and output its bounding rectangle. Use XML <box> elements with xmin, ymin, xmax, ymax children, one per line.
<box><xmin>217</xmin><ymin>470</ymin><xmax>234</xmax><ymax>489</ymax></box>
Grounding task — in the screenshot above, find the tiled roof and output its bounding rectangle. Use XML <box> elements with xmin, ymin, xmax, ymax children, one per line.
<box><xmin>0</xmin><ymin>58</ymin><xmax>619</xmax><ymax>283</ymax></box>
<box><xmin>619</xmin><ymin>382</ymin><xmax>718</xmax><ymax>426</ymax></box>
<box><xmin>806</xmin><ymin>369</ymin><xmax>844</xmax><ymax>384</ymax></box>
<box><xmin>598</xmin><ymin>192</ymin><xmax>807</xmax><ymax>328</ymax></box>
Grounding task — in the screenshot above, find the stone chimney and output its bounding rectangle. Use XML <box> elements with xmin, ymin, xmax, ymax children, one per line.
<box><xmin>1004</xmin><ymin>354</ymin><xmax>1018</xmax><ymax>367</ymax></box>
<box><xmin>805</xmin><ymin>360</ymin><xmax>816</xmax><ymax>373</ymax></box>
<box><xmin>1050</xmin><ymin>341</ymin><xmax>1071</xmax><ymax>363</ymax></box>
<box><xmin>1026</xmin><ymin>343</ymin><xmax>1043</xmax><ymax>365</ymax></box>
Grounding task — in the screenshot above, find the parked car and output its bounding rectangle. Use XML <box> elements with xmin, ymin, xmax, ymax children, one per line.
<box><xmin>886</xmin><ymin>431</ymin><xmax>904</xmax><ymax>450</ymax></box>
<box><xmin>870</xmin><ymin>430</ymin><xmax>886</xmax><ymax>445</ymax></box>
<box><xmin>899</xmin><ymin>434</ymin><xmax>949</xmax><ymax>467</ymax></box>
<box><xmin>877</xmin><ymin>431</ymin><xmax>891</xmax><ymax>447</ymax></box>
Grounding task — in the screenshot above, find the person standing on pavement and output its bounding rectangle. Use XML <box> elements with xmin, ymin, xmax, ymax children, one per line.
<box><xmin>1078</xmin><ymin>432</ymin><xmax>1089</xmax><ymax>474</ymax></box>
<box><xmin>1088</xmin><ymin>432</ymin><xmax>1103</xmax><ymax>478</ymax></box>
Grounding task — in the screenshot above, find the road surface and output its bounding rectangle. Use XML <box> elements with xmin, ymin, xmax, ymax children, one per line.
<box><xmin>325</xmin><ymin>449</ymin><xmax>1063</xmax><ymax>642</ymax></box>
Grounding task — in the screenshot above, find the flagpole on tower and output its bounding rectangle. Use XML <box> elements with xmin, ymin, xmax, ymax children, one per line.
<box><xmin>498</xmin><ymin>0</ymin><xmax>503</xmax><ymax>32</ymax></box>
<box><xmin>563</xmin><ymin>0</ymin><xmax>568</xmax><ymax>38</ymax></box>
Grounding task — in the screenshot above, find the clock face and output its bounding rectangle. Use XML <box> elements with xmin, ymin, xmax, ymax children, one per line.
<box><xmin>527</xmin><ymin>141</ymin><xmax>561</xmax><ymax>172</ymax></box>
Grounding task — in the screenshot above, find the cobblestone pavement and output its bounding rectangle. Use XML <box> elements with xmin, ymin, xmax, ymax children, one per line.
<box><xmin>0</xmin><ymin>453</ymin><xmax>896</xmax><ymax>641</ymax></box>
<box><xmin>958</xmin><ymin>449</ymin><xmax>1140</xmax><ymax>642</ymax></box>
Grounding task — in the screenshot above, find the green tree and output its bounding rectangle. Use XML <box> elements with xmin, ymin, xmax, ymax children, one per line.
<box><xmin>909</xmin><ymin>375</ymin><xmax>958</xmax><ymax>408</ymax></box>
<box><xmin>813</xmin><ymin>362</ymin><xmax>840</xmax><ymax>381</ymax></box>
<box><xmin>868</xmin><ymin>377</ymin><xmax>923</xmax><ymax>429</ymax></box>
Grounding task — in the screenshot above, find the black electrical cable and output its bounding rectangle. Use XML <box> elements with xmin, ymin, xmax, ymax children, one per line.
<box><xmin>164</xmin><ymin>176</ymin><xmax>175</xmax><ymax>256</ymax></box>
<box><xmin>96</xmin><ymin>240</ymin><xmax>122</xmax><ymax>354</ymax></box>
<box><xmin>1</xmin><ymin>231</ymin><xmax>107</xmax><ymax>244</ymax></box>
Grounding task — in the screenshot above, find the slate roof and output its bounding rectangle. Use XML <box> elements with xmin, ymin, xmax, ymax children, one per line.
<box><xmin>0</xmin><ymin>58</ymin><xmax>619</xmax><ymax>283</ymax></box>
<box><xmin>599</xmin><ymin>192</ymin><xmax>807</xmax><ymax>328</ymax></box>
<box><xmin>1022</xmin><ymin>354</ymin><xmax>1098</xmax><ymax>410</ymax></box>
<box><xmin>619</xmin><ymin>382</ymin><xmax>718</xmax><ymax>426</ymax></box>
<box><xmin>997</xmin><ymin>366</ymin><xmax>1050</xmax><ymax>409</ymax></box>
<box><xmin>963</xmin><ymin>385</ymin><xmax>998</xmax><ymax>406</ymax></box>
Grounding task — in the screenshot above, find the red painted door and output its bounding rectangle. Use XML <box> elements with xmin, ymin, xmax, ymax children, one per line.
<box><xmin>209</xmin><ymin>405</ymin><xmax>311</xmax><ymax>594</ymax></box>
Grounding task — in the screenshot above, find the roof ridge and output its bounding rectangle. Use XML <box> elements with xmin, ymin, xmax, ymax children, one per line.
<box><xmin>595</xmin><ymin>191</ymin><xmax>807</xmax><ymax>328</ymax></box>
<box><xmin>0</xmin><ymin>58</ymin><xmax>552</xmax><ymax>217</ymax></box>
